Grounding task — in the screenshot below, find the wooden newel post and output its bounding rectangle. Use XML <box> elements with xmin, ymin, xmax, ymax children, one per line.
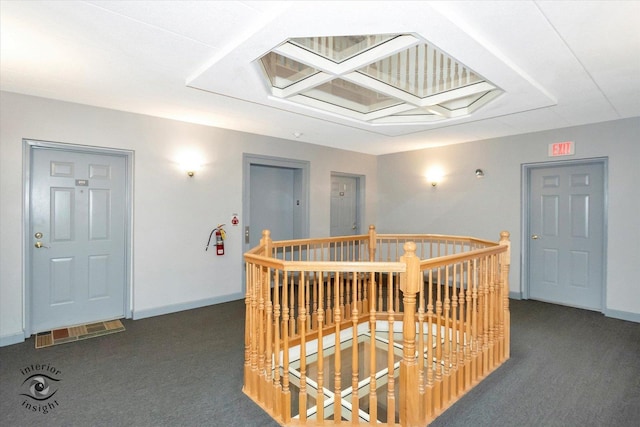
<box><xmin>261</xmin><ymin>229</ymin><xmax>272</xmax><ymax>257</ymax></box>
<box><xmin>368</xmin><ymin>224</ymin><xmax>377</xmax><ymax>261</ymax></box>
<box><xmin>400</xmin><ymin>242</ymin><xmax>420</xmax><ymax>426</ymax></box>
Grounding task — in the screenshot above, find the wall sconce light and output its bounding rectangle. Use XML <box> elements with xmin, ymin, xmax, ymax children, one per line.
<box><xmin>177</xmin><ymin>151</ymin><xmax>203</xmax><ymax>178</ymax></box>
<box><xmin>426</xmin><ymin>167</ymin><xmax>445</xmax><ymax>187</ymax></box>
<box><xmin>475</xmin><ymin>169</ymin><xmax>485</xmax><ymax>178</ymax></box>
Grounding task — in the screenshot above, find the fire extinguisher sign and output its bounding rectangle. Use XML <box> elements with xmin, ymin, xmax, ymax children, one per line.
<box><xmin>231</xmin><ymin>213</ymin><xmax>239</xmax><ymax>226</ymax></box>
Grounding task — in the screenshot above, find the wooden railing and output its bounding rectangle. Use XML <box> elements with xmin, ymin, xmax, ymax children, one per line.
<box><xmin>244</xmin><ymin>226</ymin><xmax>510</xmax><ymax>426</ymax></box>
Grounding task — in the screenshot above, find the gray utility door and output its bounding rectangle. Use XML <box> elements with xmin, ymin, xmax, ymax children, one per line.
<box><xmin>330</xmin><ymin>174</ymin><xmax>359</xmax><ymax>237</ymax></box>
<box><xmin>249</xmin><ymin>164</ymin><xmax>296</xmax><ymax>248</ymax></box>
<box><xmin>244</xmin><ymin>155</ymin><xmax>309</xmax><ymax>254</ymax></box>
<box><xmin>528</xmin><ymin>161</ymin><xmax>605</xmax><ymax>311</ymax></box>
<box><xmin>30</xmin><ymin>147</ymin><xmax>127</xmax><ymax>332</ymax></box>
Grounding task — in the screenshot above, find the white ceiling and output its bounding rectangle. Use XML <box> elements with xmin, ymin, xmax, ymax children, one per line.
<box><xmin>1</xmin><ymin>1</ymin><xmax>639</xmax><ymax>155</ymax></box>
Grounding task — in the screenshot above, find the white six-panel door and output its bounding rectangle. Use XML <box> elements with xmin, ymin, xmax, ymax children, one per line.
<box><xmin>528</xmin><ymin>161</ymin><xmax>605</xmax><ymax>311</ymax></box>
<box><xmin>30</xmin><ymin>147</ymin><xmax>127</xmax><ymax>332</ymax></box>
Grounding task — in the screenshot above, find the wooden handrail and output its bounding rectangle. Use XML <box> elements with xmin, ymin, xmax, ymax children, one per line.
<box><xmin>419</xmin><ymin>244</ymin><xmax>507</xmax><ymax>270</ymax></box>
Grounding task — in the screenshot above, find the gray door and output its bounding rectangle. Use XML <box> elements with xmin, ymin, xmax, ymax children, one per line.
<box><xmin>330</xmin><ymin>175</ymin><xmax>358</xmax><ymax>236</ymax></box>
<box><xmin>249</xmin><ymin>164</ymin><xmax>295</xmax><ymax>248</ymax></box>
<box><xmin>528</xmin><ymin>161</ymin><xmax>605</xmax><ymax>310</ymax></box>
<box><xmin>30</xmin><ymin>148</ymin><xmax>127</xmax><ymax>332</ymax></box>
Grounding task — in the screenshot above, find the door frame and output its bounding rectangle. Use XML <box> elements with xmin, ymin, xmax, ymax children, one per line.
<box><xmin>330</xmin><ymin>172</ymin><xmax>365</xmax><ymax>236</ymax></box>
<box><xmin>22</xmin><ymin>139</ymin><xmax>134</xmax><ymax>337</ymax></box>
<box><xmin>520</xmin><ymin>157</ymin><xmax>608</xmax><ymax>309</ymax></box>
<box><xmin>242</xmin><ymin>153</ymin><xmax>310</xmax><ymax>254</ymax></box>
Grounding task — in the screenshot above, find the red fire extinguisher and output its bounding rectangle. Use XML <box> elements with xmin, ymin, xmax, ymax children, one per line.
<box><xmin>206</xmin><ymin>224</ymin><xmax>226</xmax><ymax>255</ymax></box>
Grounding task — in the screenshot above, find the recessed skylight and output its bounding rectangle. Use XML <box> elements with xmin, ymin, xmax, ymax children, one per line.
<box><xmin>258</xmin><ymin>33</ymin><xmax>502</xmax><ymax>125</ymax></box>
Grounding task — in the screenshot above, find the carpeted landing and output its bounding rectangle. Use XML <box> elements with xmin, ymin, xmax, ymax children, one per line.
<box><xmin>35</xmin><ymin>319</ymin><xmax>125</xmax><ymax>349</ymax></box>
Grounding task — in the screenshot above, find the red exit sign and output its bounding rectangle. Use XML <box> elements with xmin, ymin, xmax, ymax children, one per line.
<box><xmin>548</xmin><ymin>141</ymin><xmax>575</xmax><ymax>157</ymax></box>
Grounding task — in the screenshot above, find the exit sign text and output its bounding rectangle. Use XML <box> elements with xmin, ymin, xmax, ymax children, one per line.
<box><xmin>548</xmin><ymin>141</ymin><xmax>575</xmax><ymax>157</ymax></box>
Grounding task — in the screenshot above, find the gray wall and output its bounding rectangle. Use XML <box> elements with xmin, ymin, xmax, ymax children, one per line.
<box><xmin>0</xmin><ymin>91</ymin><xmax>378</xmax><ymax>345</ymax></box>
<box><xmin>2</xmin><ymin>90</ymin><xmax>637</xmax><ymax>346</ymax></box>
<box><xmin>377</xmin><ymin>117</ymin><xmax>640</xmax><ymax>319</ymax></box>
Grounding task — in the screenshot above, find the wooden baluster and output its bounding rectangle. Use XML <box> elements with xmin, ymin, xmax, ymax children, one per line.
<box><xmin>244</xmin><ymin>260</ymin><xmax>252</xmax><ymax>393</ymax></box>
<box><xmin>250</xmin><ymin>263</ymin><xmax>259</xmax><ymax>396</ymax></box>
<box><xmin>377</xmin><ymin>272</ymin><xmax>383</xmax><ymax>315</ymax></box>
<box><xmin>264</xmin><ymin>267</ymin><xmax>273</xmax><ymax>409</ymax></box>
<box><xmin>496</xmin><ymin>250</ymin><xmax>503</xmax><ymax>362</ymax></box>
<box><xmin>345</xmin><ymin>273</ymin><xmax>352</xmax><ymax>320</ymax></box>
<box><xmin>488</xmin><ymin>254</ymin><xmax>497</xmax><ymax>370</ymax></box>
<box><xmin>417</xmin><ymin>269</ymin><xmax>426</xmax><ymax>423</ymax></box>
<box><xmin>425</xmin><ymin>269</ymin><xmax>434</xmax><ymax>419</ymax></box>
<box><xmin>481</xmin><ymin>256</ymin><xmax>490</xmax><ymax>377</ymax></box>
<box><xmin>289</xmin><ymin>272</ymin><xmax>296</xmax><ymax>338</ymax></box>
<box><xmin>299</xmin><ymin>272</ymin><xmax>308</xmax><ymax>422</ymax></box>
<box><xmin>362</xmin><ymin>271</ymin><xmax>369</xmax><ymax>316</ymax></box>
<box><xmin>464</xmin><ymin>260</ymin><xmax>472</xmax><ymax>391</ymax></box>
<box><xmin>351</xmin><ymin>268</ymin><xmax>360</xmax><ymax>421</ymax></box>
<box><xmin>368</xmin><ymin>270</ymin><xmax>378</xmax><ymax>424</ymax></box>
<box><xmin>258</xmin><ymin>265</ymin><xmax>266</xmax><ymax>403</ymax></box>
<box><xmin>394</xmin><ymin>274</ymin><xmax>401</xmax><ymax>313</ymax></box>
<box><xmin>434</xmin><ymin>267</ymin><xmax>443</xmax><ymax>412</ymax></box>
<box><xmin>442</xmin><ymin>265</ymin><xmax>451</xmax><ymax>406</ymax></box>
<box><xmin>400</xmin><ymin>242</ymin><xmax>420</xmax><ymax>426</ymax></box>
<box><xmin>333</xmin><ymin>272</ymin><xmax>342</xmax><ymax>423</ymax></box>
<box><xmin>500</xmin><ymin>231</ymin><xmax>511</xmax><ymax>361</ymax></box>
<box><xmin>457</xmin><ymin>262</ymin><xmax>465</xmax><ymax>394</ymax></box>
<box><xmin>450</xmin><ymin>263</ymin><xmax>458</xmax><ymax>400</ymax></box>
<box><xmin>317</xmin><ymin>270</ymin><xmax>325</xmax><ymax>423</ymax></box>
<box><xmin>312</xmin><ymin>271</ymin><xmax>318</xmax><ymax>330</ymax></box>
<box><xmin>282</xmin><ymin>271</ymin><xmax>291</xmax><ymax>423</ymax></box>
<box><xmin>339</xmin><ymin>274</ymin><xmax>346</xmax><ymax>326</ymax></box>
<box><xmin>273</xmin><ymin>270</ymin><xmax>282</xmax><ymax>418</ymax></box>
<box><xmin>326</xmin><ymin>273</ymin><xmax>333</xmax><ymax>327</ymax></box>
<box><xmin>387</xmin><ymin>272</ymin><xmax>396</xmax><ymax>425</ymax></box>
<box><xmin>356</xmin><ymin>272</ymin><xmax>362</xmax><ymax>315</ymax></box>
<box><xmin>495</xmin><ymin>249</ymin><xmax>504</xmax><ymax>363</ymax></box>
<box><xmin>471</xmin><ymin>259</ymin><xmax>479</xmax><ymax>383</ymax></box>
<box><xmin>306</xmin><ymin>271</ymin><xmax>312</xmax><ymax>333</ymax></box>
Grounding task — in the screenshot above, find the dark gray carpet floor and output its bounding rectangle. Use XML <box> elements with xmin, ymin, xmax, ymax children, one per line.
<box><xmin>1</xmin><ymin>299</ymin><xmax>638</xmax><ymax>426</ymax></box>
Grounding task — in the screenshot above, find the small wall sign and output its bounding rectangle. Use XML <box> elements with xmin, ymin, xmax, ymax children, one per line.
<box><xmin>548</xmin><ymin>141</ymin><xmax>575</xmax><ymax>157</ymax></box>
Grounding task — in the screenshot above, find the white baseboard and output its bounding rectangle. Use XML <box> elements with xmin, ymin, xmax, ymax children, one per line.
<box><xmin>132</xmin><ymin>292</ymin><xmax>244</xmax><ymax>320</ymax></box>
<box><xmin>0</xmin><ymin>331</ymin><xmax>26</xmax><ymax>347</ymax></box>
<box><xmin>604</xmin><ymin>308</ymin><xmax>640</xmax><ymax>323</ymax></box>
